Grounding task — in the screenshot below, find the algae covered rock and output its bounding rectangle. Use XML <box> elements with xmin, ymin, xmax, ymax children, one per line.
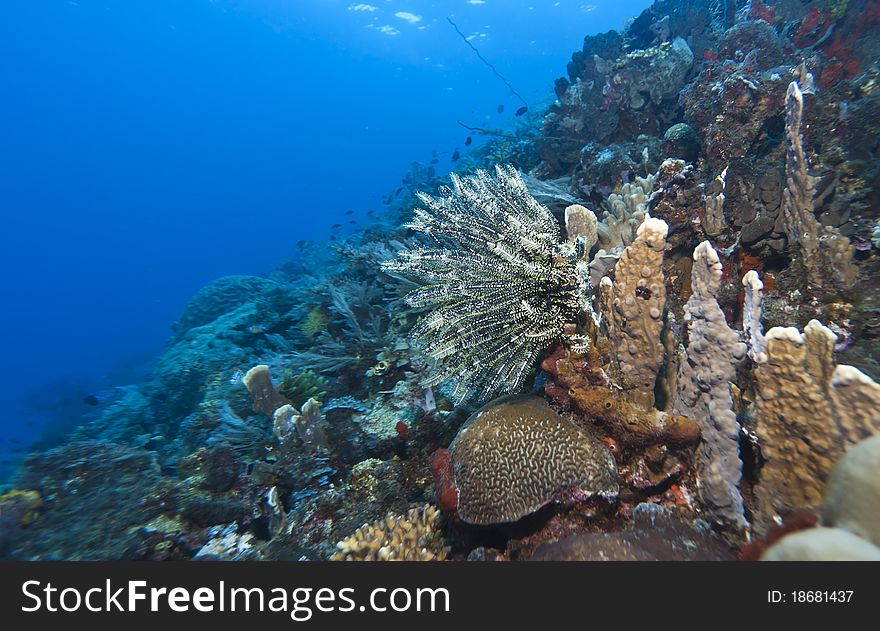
<box><xmin>760</xmin><ymin>527</ymin><xmax>880</xmax><ymax>561</ymax></box>
<box><xmin>0</xmin><ymin>490</ymin><xmax>42</xmax><ymax>554</ymax></box>
<box><xmin>448</xmin><ymin>396</ymin><xmax>618</xmax><ymax>525</ymax></box>
<box><xmin>821</xmin><ymin>435</ymin><xmax>880</xmax><ymax>548</ymax></box>
<box><xmin>10</xmin><ymin>441</ymin><xmax>165</xmax><ymax>559</ymax></box>
<box><xmin>717</xmin><ymin>20</ymin><xmax>782</xmax><ymax>70</ymax></box>
<box><xmin>173</xmin><ymin>275</ymin><xmax>289</xmax><ymax>339</ymax></box>
<box><xmin>530</xmin><ymin>504</ymin><xmax>734</xmax><ymax>561</ymax></box>
<box><xmin>760</xmin><ymin>435</ymin><xmax>880</xmax><ymax>560</ymax></box>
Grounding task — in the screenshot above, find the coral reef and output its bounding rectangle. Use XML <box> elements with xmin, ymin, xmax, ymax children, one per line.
<box><xmin>541</xmin><ymin>29</ymin><xmax>694</xmax><ymax>173</ymax></box>
<box><xmin>273</xmin><ymin>398</ymin><xmax>329</xmax><ymax>451</ymax></box>
<box><xmin>603</xmin><ymin>216</ymin><xmax>668</xmax><ymax>405</ymax></box>
<box><xmin>543</xmin><ymin>345</ymin><xmax>701</xmax><ymax>448</ymax></box>
<box><xmin>597</xmin><ymin>174</ymin><xmax>657</xmax><ymax>256</ymax></box>
<box><xmin>717</xmin><ymin>20</ymin><xmax>782</xmax><ymax>70</ymax></box>
<box><xmin>5</xmin><ymin>0</ymin><xmax>880</xmax><ymax>562</ymax></box>
<box><xmin>7</xmin><ymin>442</ymin><xmax>165</xmax><ymax>559</ymax></box>
<box><xmin>0</xmin><ymin>490</ymin><xmax>41</xmax><ymax>555</ymax></box>
<box><xmin>682</xmin><ymin>52</ymin><xmax>788</xmax><ymax>169</ymax></box>
<box><xmin>194</xmin><ymin>523</ymin><xmax>262</xmax><ymax>561</ymax></box>
<box><xmin>244</xmin><ymin>364</ymin><xmax>288</xmax><ymax>417</ymax></box>
<box><xmin>742</xmin><ymin>270</ymin><xmax>766</xmax><ymax>362</ymax></box>
<box><xmin>172</xmin><ymin>275</ymin><xmax>289</xmax><ymax>340</ymax></box>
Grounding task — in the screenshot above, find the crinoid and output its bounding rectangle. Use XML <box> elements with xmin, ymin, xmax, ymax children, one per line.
<box><xmin>383</xmin><ymin>165</ymin><xmax>581</xmax><ymax>403</ymax></box>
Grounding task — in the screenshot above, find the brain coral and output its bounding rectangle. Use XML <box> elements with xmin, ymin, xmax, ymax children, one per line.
<box><xmin>330</xmin><ymin>505</ymin><xmax>448</xmax><ymax>561</ymax></box>
<box><xmin>449</xmin><ymin>396</ymin><xmax>618</xmax><ymax>525</ymax></box>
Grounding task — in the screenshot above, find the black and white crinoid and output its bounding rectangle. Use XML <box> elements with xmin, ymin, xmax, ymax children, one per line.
<box><xmin>382</xmin><ymin>165</ymin><xmax>581</xmax><ymax>403</ymax></box>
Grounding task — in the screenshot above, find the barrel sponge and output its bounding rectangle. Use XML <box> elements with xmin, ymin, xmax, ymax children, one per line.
<box><xmin>329</xmin><ymin>505</ymin><xmax>448</xmax><ymax>561</ymax></box>
<box><xmin>822</xmin><ymin>435</ymin><xmax>880</xmax><ymax>547</ymax></box>
<box><xmin>450</xmin><ymin>396</ymin><xmax>618</xmax><ymax>525</ymax></box>
<box><xmin>760</xmin><ymin>527</ymin><xmax>880</xmax><ymax>561</ymax></box>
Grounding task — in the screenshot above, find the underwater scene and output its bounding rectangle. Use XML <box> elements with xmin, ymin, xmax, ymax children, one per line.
<box><xmin>2</xmin><ymin>0</ymin><xmax>880</xmax><ymax>562</ymax></box>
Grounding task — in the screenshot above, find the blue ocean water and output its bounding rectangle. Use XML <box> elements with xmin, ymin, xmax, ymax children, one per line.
<box><xmin>0</xmin><ymin>1</ymin><xmax>652</xmax><ymax>474</ymax></box>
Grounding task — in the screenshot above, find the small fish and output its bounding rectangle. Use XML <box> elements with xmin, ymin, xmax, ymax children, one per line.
<box><xmin>83</xmin><ymin>394</ymin><xmax>100</xmax><ymax>406</ymax></box>
<box><xmin>344</xmin><ymin>210</ymin><xmax>353</xmax><ymax>216</ymax></box>
<box><xmin>703</xmin><ymin>49</ymin><xmax>718</xmax><ymax>62</ymax></box>
<box><xmin>515</xmin><ymin>105</ymin><xmax>528</xmax><ymax>117</ymax></box>
<box><xmin>348</xmin><ymin>220</ymin><xmax>356</xmax><ymax>224</ymax></box>
<box><xmin>431</xmin><ymin>157</ymin><xmax>439</xmax><ymax>165</ymax></box>
<box><xmin>331</xmin><ymin>223</ymin><xmax>342</xmax><ymax>230</ymax></box>
<box><xmin>452</xmin><ymin>149</ymin><xmax>460</xmax><ymax>161</ymax></box>
<box><xmin>367</xmin><ymin>210</ymin><xmax>375</xmax><ymax>215</ymax></box>
<box><xmin>464</xmin><ymin>136</ymin><xmax>472</xmax><ymax>146</ymax></box>
<box><xmin>497</xmin><ymin>104</ymin><xmax>504</xmax><ymax>113</ymax></box>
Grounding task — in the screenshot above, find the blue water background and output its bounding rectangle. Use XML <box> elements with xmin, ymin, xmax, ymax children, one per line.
<box><xmin>0</xmin><ymin>0</ymin><xmax>650</xmax><ymax>469</ymax></box>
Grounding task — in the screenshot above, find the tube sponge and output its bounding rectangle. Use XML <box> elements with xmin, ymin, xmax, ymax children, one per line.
<box><xmin>674</xmin><ymin>241</ymin><xmax>748</xmax><ymax>529</ymax></box>
<box><xmin>753</xmin><ymin>320</ymin><xmax>880</xmax><ymax>534</ymax></box>
<box><xmin>603</xmin><ymin>214</ymin><xmax>668</xmax><ymax>409</ymax></box>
